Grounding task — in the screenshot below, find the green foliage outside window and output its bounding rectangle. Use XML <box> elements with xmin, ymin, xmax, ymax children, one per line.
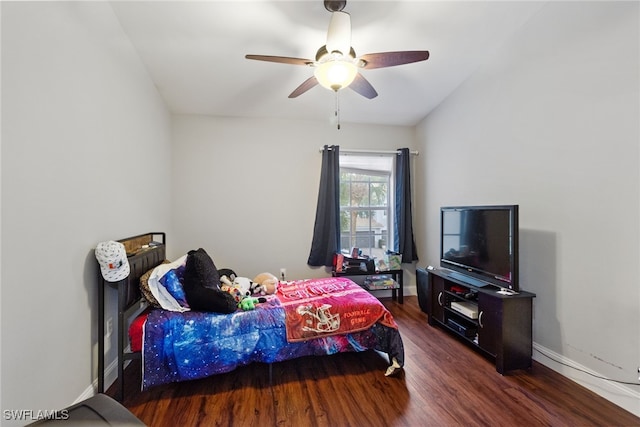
<box><xmin>339</xmin><ymin>169</ymin><xmax>390</xmax><ymax>256</ymax></box>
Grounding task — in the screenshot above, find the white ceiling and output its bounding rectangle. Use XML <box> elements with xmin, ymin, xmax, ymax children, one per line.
<box><xmin>110</xmin><ymin>0</ymin><xmax>546</xmax><ymax>127</ymax></box>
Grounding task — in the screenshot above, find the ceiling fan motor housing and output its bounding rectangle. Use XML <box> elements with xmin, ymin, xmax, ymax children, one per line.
<box><xmin>315</xmin><ymin>45</ymin><xmax>357</xmax><ymax>62</ymax></box>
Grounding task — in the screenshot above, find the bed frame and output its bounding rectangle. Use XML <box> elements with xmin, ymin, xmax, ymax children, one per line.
<box><xmin>97</xmin><ymin>232</ymin><xmax>167</xmax><ymax>401</ymax></box>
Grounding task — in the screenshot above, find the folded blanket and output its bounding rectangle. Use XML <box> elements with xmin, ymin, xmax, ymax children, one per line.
<box><xmin>277</xmin><ymin>277</ymin><xmax>397</xmax><ymax>342</ymax></box>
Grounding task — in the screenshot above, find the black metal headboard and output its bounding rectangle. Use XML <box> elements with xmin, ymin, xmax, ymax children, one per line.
<box><xmin>118</xmin><ymin>232</ymin><xmax>166</xmax><ymax>311</ymax></box>
<box><xmin>98</xmin><ymin>232</ymin><xmax>167</xmax><ymax>401</ymax></box>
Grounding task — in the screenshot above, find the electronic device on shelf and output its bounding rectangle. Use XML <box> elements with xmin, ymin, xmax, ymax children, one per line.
<box><xmin>440</xmin><ymin>204</ymin><xmax>519</xmax><ymax>291</ymax></box>
<box><xmin>446</xmin><ymin>318</ymin><xmax>477</xmax><ymax>338</ymax></box>
<box><xmin>450</xmin><ymin>301</ymin><xmax>479</xmax><ymax>319</ymax></box>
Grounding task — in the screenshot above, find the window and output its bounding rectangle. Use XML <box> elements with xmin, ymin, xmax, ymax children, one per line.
<box><xmin>339</xmin><ymin>155</ymin><xmax>394</xmax><ymax>260</ymax></box>
<box><xmin>308</xmin><ymin>146</ymin><xmax>416</xmax><ymax>268</ymax></box>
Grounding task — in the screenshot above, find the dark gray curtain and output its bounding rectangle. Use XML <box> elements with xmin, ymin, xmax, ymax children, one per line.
<box><xmin>308</xmin><ymin>145</ymin><xmax>340</xmax><ymax>267</ymax></box>
<box><xmin>394</xmin><ymin>148</ymin><xmax>419</xmax><ymax>263</ymax></box>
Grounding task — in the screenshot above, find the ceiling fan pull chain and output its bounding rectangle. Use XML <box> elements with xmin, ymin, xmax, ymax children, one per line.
<box><xmin>335</xmin><ymin>91</ymin><xmax>341</xmax><ymax>130</ymax></box>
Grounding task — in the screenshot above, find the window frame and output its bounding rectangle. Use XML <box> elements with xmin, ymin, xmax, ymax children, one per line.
<box><xmin>338</xmin><ymin>155</ymin><xmax>395</xmax><ymax>258</ymax></box>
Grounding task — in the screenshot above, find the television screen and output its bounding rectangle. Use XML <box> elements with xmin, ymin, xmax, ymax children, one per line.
<box><xmin>440</xmin><ymin>205</ymin><xmax>518</xmax><ymax>290</ymax></box>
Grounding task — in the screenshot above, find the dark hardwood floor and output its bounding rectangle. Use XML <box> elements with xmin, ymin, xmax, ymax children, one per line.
<box><xmin>110</xmin><ymin>296</ymin><xmax>640</xmax><ymax>426</ymax></box>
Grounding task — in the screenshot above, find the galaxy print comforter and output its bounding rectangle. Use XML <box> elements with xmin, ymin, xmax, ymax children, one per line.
<box><xmin>142</xmin><ymin>279</ymin><xmax>404</xmax><ymax>390</ymax></box>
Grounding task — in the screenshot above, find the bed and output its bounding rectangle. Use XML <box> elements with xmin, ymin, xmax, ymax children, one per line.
<box><xmin>97</xmin><ymin>233</ymin><xmax>405</xmax><ymax>401</ymax></box>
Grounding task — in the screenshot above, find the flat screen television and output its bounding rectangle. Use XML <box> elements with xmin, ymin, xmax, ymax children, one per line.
<box><xmin>440</xmin><ymin>205</ymin><xmax>519</xmax><ymax>290</ymax></box>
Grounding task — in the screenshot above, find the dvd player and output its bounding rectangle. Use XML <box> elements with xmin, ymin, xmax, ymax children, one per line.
<box><xmin>450</xmin><ymin>301</ymin><xmax>478</xmax><ymax>319</ymax></box>
<box><xmin>446</xmin><ymin>318</ymin><xmax>477</xmax><ymax>338</ymax></box>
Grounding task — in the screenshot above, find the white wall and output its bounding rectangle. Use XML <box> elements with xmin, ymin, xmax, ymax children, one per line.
<box><xmin>414</xmin><ymin>1</ymin><xmax>639</xmax><ymax>415</ymax></box>
<box><xmin>170</xmin><ymin>115</ymin><xmax>417</xmax><ymax>283</ymax></box>
<box><xmin>1</xmin><ymin>2</ymin><xmax>172</xmax><ymax>424</ymax></box>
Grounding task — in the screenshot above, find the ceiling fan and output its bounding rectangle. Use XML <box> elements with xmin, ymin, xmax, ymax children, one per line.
<box><xmin>245</xmin><ymin>0</ymin><xmax>429</xmax><ymax>100</ymax></box>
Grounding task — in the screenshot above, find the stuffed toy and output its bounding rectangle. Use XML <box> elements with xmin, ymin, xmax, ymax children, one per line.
<box><xmin>251</xmin><ymin>272</ymin><xmax>279</xmax><ymax>296</ymax></box>
<box><xmin>220</xmin><ymin>276</ymin><xmax>266</xmax><ymax>311</ymax></box>
<box><xmin>239</xmin><ymin>296</ymin><xmax>266</xmax><ymax>311</ymax></box>
<box><xmin>217</xmin><ymin>268</ymin><xmax>236</xmax><ymax>282</ymax></box>
<box><xmin>220</xmin><ymin>276</ymin><xmax>251</xmax><ymax>303</ymax></box>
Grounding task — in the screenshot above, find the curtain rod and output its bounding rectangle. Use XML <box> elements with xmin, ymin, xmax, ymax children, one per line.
<box><xmin>318</xmin><ymin>147</ymin><xmax>419</xmax><ymax>156</ymax></box>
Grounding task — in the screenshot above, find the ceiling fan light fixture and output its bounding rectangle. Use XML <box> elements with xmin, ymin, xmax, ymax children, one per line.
<box><xmin>314</xmin><ymin>58</ymin><xmax>358</xmax><ymax>92</ymax></box>
<box><xmin>246</xmin><ymin>0</ymin><xmax>430</xmax><ymax>101</ymax></box>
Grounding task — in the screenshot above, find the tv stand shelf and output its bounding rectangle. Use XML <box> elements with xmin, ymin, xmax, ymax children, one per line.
<box><xmin>422</xmin><ymin>267</ymin><xmax>535</xmax><ymax>374</ymax></box>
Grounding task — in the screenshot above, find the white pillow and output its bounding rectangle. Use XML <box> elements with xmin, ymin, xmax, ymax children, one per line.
<box><xmin>147</xmin><ymin>254</ymin><xmax>190</xmax><ymax>312</ymax></box>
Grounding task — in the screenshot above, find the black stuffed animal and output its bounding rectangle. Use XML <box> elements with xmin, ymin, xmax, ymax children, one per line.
<box><xmin>182</xmin><ymin>248</ymin><xmax>237</xmax><ymax>313</ymax></box>
<box><xmin>217</xmin><ymin>268</ymin><xmax>237</xmax><ymax>284</ymax></box>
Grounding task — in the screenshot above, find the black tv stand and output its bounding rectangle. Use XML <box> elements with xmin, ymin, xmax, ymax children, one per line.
<box><xmin>418</xmin><ymin>267</ymin><xmax>535</xmax><ymax>374</ymax></box>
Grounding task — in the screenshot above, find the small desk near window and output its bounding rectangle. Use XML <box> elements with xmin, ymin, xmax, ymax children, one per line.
<box><xmin>332</xmin><ymin>269</ymin><xmax>403</xmax><ymax>304</ymax></box>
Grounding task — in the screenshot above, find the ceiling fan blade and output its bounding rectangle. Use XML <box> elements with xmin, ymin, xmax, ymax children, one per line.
<box><xmin>288</xmin><ymin>76</ymin><xmax>319</xmax><ymax>98</ymax></box>
<box><xmin>245</xmin><ymin>55</ymin><xmax>313</xmax><ymax>66</ymax></box>
<box><xmin>326</xmin><ymin>11</ymin><xmax>351</xmax><ymax>56</ymax></box>
<box><xmin>359</xmin><ymin>51</ymin><xmax>429</xmax><ymax>69</ymax></box>
<box><xmin>348</xmin><ymin>73</ymin><xmax>378</xmax><ymax>99</ymax></box>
